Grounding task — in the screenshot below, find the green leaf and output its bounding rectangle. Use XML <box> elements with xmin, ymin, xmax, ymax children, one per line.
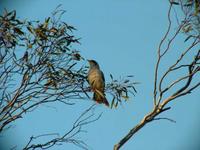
<box><xmin>110</xmin><ymin>74</ymin><xmax>113</xmax><ymax>80</ymax></box>
<box><xmin>14</xmin><ymin>27</ymin><xmax>24</xmax><ymax>35</ymax></box>
<box><xmin>43</xmin><ymin>17</ymin><xmax>50</xmax><ymax>28</ymax></box>
<box><xmin>10</xmin><ymin>10</ymin><xmax>16</xmax><ymax>20</ymax></box>
<box><xmin>124</xmin><ymin>79</ymin><xmax>129</xmax><ymax>83</ymax></box>
<box><xmin>184</xmin><ymin>35</ymin><xmax>193</xmax><ymax>42</ymax></box>
<box><xmin>122</xmin><ymin>95</ymin><xmax>129</xmax><ymax>101</ymax></box>
<box><xmin>170</xmin><ymin>1</ymin><xmax>179</xmax><ymax>5</ymax></box>
<box><xmin>115</xmin><ymin>101</ymin><xmax>118</xmax><ymax>108</ymax></box>
<box><xmin>194</xmin><ymin>0</ymin><xmax>200</xmax><ymax>15</ymax></box>
<box><xmin>132</xmin><ymin>86</ymin><xmax>137</xmax><ymax>93</ymax></box>
<box><xmin>27</xmin><ymin>26</ymin><xmax>34</xmax><ymax>34</ymax></box>
<box><xmin>110</xmin><ymin>97</ymin><xmax>115</xmax><ymax>109</ymax></box>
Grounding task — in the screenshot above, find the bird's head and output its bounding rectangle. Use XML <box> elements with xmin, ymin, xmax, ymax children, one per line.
<box><xmin>87</xmin><ymin>59</ymin><xmax>100</xmax><ymax>69</ymax></box>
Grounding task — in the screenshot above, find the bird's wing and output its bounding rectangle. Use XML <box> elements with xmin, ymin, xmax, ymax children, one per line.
<box><xmin>100</xmin><ymin>70</ymin><xmax>105</xmax><ymax>82</ymax></box>
<box><xmin>99</xmin><ymin>70</ymin><xmax>106</xmax><ymax>91</ymax></box>
<box><xmin>88</xmin><ymin>68</ymin><xmax>105</xmax><ymax>90</ymax></box>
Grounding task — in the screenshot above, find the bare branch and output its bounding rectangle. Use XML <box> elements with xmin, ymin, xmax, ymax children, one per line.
<box><xmin>154</xmin><ymin>2</ymin><xmax>173</xmax><ymax>105</ymax></box>
<box><xmin>23</xmin><ymin>105</ymin><xmax>100</xmax><ymax>150</ymax></box>
<box><xmin>153</xmin><ymin>117</ymin><xmax>176</xmax><ymax>123</ymax></box>
<box><xmin>114</xmin><ymin>1</ymin><xmax>200</xmax><ymax>149</ymax></box>
<box><xmin>0</xmin><ymin>8</ymin><xmax>137</xmax><ymax>149</ymax></box>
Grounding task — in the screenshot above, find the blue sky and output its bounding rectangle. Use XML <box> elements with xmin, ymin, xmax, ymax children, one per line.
<box><xmin>0</xmin><ymin>0</ymin><xmax>200</xmax><ymax>150</ymax></box>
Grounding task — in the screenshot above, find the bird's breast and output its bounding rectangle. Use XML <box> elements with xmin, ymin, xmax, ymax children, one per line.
<box><xmin>88</xmin><ymin>69</ymin><xmax>104</xmax><ymax>90</ymax></box>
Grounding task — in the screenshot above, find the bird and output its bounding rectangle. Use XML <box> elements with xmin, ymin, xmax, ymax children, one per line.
<box><xmin>87</xmin><ymin>59</ymin><xmax>109</xmax><ymax>107</ymax></box>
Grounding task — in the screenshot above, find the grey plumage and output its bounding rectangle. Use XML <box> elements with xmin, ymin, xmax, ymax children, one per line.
<box><xmin>87</xmin><ymin>60</ymin><xmax>109</xmax><ymax>106</ymax></box>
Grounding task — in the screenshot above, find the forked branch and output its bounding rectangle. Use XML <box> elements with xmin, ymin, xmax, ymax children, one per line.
<box><xmin>114</xmin><ymin>1</ymin><xmax>200</xmax><ymax>149</ymax></box>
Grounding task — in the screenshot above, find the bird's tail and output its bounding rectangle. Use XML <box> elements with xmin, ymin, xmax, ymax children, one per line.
<box><xmin>93</xmin><ymin>90</ymin><xmax>109</xmax><ymax>107</ymax></box>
